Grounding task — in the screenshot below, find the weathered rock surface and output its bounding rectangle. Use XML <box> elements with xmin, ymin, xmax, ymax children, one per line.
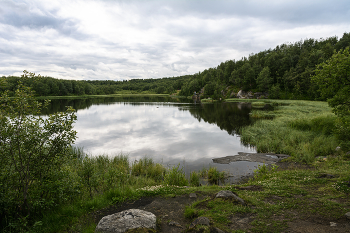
<box><xmin>189</xmin><ymin>193</ymin><xmax>197</xmax><ymax>198</ymax></box>
<box><xmin>168</xmin><ymin>221</ymin><xmax>183</xmax><ymax>228</ymax></box>
<box><xmin>346</xmin><ymin>212</ymin><xmax>350</xmax><ymax>220</ymax></box>
<box><xmin>189</xmin><ymin>217</ymin><xmax>210</xmax><ymax>229</ymax></box>
<box><xmin>95</xmin><ymin>209</ymin><xmax>156</xmax><ymax>233</ymax></box>
<box><xmin>216</xmin><ymin>190</ymin><xmax>245</xmax><ymax>205</ymax></box>
<box><xmin>213</xmin><ymin>152</ymin><xmax>289</xmax><ymax>165</ymax></box>
<box><xmin>236</xmin><ymin>90</ymin><xmax>268</xmax><ymax>99</ymax></box>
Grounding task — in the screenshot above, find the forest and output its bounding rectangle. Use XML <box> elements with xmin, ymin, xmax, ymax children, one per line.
<box><xmin>0</xmin><ymin>32</ymin><xmax>349</xmax><ymax>100</ymax></box>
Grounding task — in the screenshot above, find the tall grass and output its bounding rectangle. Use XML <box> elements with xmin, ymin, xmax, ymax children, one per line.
<box><xmin>32</xmin><ymin>152</ymin><xmax>206</xmax><ymax>232</ymax></box>
<box><xmin>239</xmin><ymin>100</ymin><xmax>339</xmax><ymax>163</ymax></box>
<box><xmin>164</xmin><ymin>164</ymin><xmax>188</xmax><ymax>186</ymax></box>
<box><xmin>131</xmin><ymin>157</ymin><xmax>166</xmax><ymax>182</ymax></box>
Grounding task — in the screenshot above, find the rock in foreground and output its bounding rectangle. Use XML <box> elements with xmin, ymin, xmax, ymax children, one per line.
<box><xmin>95</xmin><ymin>209</ymin><xmax>156</xmax><ymax>233</ymax></box>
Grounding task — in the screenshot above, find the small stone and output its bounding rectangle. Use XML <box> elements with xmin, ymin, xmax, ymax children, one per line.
<box><xmin>237</xmin><ymin>217</ymin><xmax>250</xmax><ymax>224</ymax></box>
<box><xmin>216</xmin><ymin>190</ymin><xmax>245</xmax><ymax>205</ymax></box>
<box><xmin>216</xmin><ymin>190</ymin><xmax>235</xmax><ymax>198</ymax></box>
<box><xmin>168</xmin><ymin>221</ymin><xmax>183</xmax><ymax>228</ymax></box>
<box><xmin>189</xmin><ymin>193</ymin><xmax>197</xmax><ymax>198</ymax></box>
<box><xmin>345</xmin><ymin>212</ymin><xmax>350</xmax><ymax>220</ymax></box>
<box><xmin>189</xmin><ymin>217</ymin><xmax>210</xmax><ymax>229</ymax></box>
<box><xmin>330</xmin><ymin>222</ymin><xmax>337</xmax><ymax>227</ymax></box>
<box><xmin>335</xmin><ymin>146</ymin><xmax>341</xmax><ymax>151</ymax></box>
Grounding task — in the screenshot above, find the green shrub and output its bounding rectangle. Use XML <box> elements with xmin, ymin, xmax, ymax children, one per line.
<box><xmin>78</xmin><ymin>157</ymin><xmax>98</xmax><ymax>198</ymax></box>
<box><xmin>0</xmin><ymin>75</ymin><xmax>77</xmax><ymax>229</ymax></box>
<box><xmin>190</xmin><ymin>171</ymin><xmax>200</xmax><ymax>187</ymax></box>
<box><xmin>164</xmin><ymin>164</ymin><xmax>188</xmax><ymax>186</ymax></box>
<box><xmin>184</xmin><ymin>205</ymin><xmax>198</xmax><ymax>219</ymax></box>
<box><xmin>131</xmin><ymin>157</ymin><xmax>165</xmax><ymax>181</ymax></box>
<box><xmin>207</xmin><ymin>167</ymin><xmax>226</xmax><ymax>185</ymax></box>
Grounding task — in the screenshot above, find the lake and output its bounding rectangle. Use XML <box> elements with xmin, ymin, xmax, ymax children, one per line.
<box><xmin>43</xmin><ymin>96</ymin><xmax>261</xmax><ymax>183</ymax></box>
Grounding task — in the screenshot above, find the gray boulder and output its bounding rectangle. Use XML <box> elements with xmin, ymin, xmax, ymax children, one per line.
<box><xmin>345</xmin><ymin>212</ymin><xmax>350</xmax><ymax>220</ymax></box>
<box><xmin>189</xmin><ymin>193</ymin><xmax>197</xmax><ymax>198</ymax></box>
<box><xmin>216</xmin><ymin>190</ymin><xmax>245</xmax><ymax>205</ymax></box>
<box><xmin>95</xmin><ymin>209</ymin><xmax>156</xmax><ymax>233</ymax></box>
<box><xmin>237</xmin><ymin>90</ymin><xmax>247</xmax><ymax>99</ymax></box>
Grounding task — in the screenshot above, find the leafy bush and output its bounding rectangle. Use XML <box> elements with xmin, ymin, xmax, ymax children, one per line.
<box><xmin>207</xmin><ymin>167</ymin><xmax>226</xmax><ymax>185</ymax></box>
<box><xmin>131</xmin><ymin>157</ymin><xmax>166</xmax><ymax>181</ymax></box>
<box><xmin>164</xmin><ymin>164</ymin><xmax>188</xmax><ymax>186</ymax></box>
<box><xmin>0</xmin><ymin>72</ymin><xmax>77</xmax><ymax>230</ymax></box>
<box><xmin>190</xmin><ymin>171</ymin><xmax>200</xmax><ymax>187</ymax></box>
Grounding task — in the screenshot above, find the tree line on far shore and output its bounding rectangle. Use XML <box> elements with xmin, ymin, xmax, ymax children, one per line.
<box><xmin>0</xmin><ymin>74</ymin><xmax>188</xmax><ymax>96</ymax></box>
<box><xmin>0</xmin><ymin>32</ymin><xmax>349</xmax><ymax>101</ymax></box>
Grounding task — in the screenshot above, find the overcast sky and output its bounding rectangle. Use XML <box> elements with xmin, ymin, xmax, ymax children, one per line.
<box><xmin>0</xmin><ymin>0</ymin><xmax>349</xmax><ymax>81</ymax></box>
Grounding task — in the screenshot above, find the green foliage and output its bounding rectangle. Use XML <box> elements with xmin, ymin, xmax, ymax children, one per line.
<box><xmin>207</xmin><ymin>167</ymin><xmax>226</xmax><ymax>185</ymax></box>
<box><xmin>334</xmin><ymin>178</ymin><xmax>350</xmax><ymax>193</ymax></box>
<box><xmin>313</xmin><ymin>47</ymin><xmax>350</xmax><ymax>150</ymax></box>
<box><xmin>257</xmin><ymin>67</ymin><xmax>272</xmax><ymax>92</ymax></box>
<box><xmin>189</xmin><ymin>171</ymin><xmax>200</xmax><ymax>187</ymax></box>
<box><xmin>268</xmin><ymin>84</ymin><xmax>281</xmax><ymax>99</ymax></box>
<box><xmin>313</xmin><ymin>47</ymin><xmax>350</xmax><ymax>114</ymax></box>
<box><xmin>164</xmin><ymin>164</ymin><xmax>188</xmax><ymax>186</ymax></box>
<box><xmin>290</xmin><ymin>115</ymin><xmax>337</xmax><ymax>136</ymax></box>
<box><xmin>0</xmin><ymin>72</ymin><xmax>77</xmax><ymax>230</ymax></box>
<box><xmin>240</xmin><ymin>100</ymin><xmax>339</xmax><ymax>163</ymax></box>
<box><xmin>203</xmin><ymin>82</ymin><xmax>217</xmax><ymax>97</ymax></box>
<box><xmin>131</xmin><ymin>157</ymin><xmax>166</xmax><ymax>181</ymax></box>
<box><xmin>184</xmin><ymin>205</ymin><xmax>199</xmax><ymax>219</ymax></box>
<box><xmin>2</xmin><ymin>33</ymin><xmax>350</xmax><ymax>102</ymax></box>
<box><xmin>78</xmin><ymin>157</ymin><xmax>99</xmax><ymax>198</ymax></box>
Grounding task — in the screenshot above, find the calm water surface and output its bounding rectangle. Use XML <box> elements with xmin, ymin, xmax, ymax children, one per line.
<box><xmin>44</xmin><ymin>96</ymin><xmax>260</xmax><ymax>183</ymax></box>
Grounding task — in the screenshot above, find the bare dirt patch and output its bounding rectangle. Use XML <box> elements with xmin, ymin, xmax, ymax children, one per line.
<box><xmin>85</xmin><ymin>161</ymin><xmax>350</xmax><ymax>233</ymax></box>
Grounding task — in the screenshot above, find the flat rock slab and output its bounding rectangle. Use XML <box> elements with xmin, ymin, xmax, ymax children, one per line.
<box><xmin>212</xmin><ymin>152</ymin><xmax>289</xmax><ymax>164</ymax></box>
<box><xmin>95</xmin><ymin>209</ymin><xmax>156</xmax><ymax>233</ymax></box>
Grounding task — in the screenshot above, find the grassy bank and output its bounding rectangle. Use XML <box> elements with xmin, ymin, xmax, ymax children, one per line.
<box><xmin>7</xmin><ymin>153</ymin><xmax>224</xmax><ymax>233</ymax></box>
<box><xmin>181</xmin><ymin>156</ymin><xmax>350</xmax><ymax>232</ymax></box>
<box><xmin>45</xmin><ymin>154</ymin><xmax>350</xmax><ymax>233</ymax></box>
<box><xmin>226</xmin><ymin>99</ymin><xmax>339</xmax><ymax>163</ymax></box>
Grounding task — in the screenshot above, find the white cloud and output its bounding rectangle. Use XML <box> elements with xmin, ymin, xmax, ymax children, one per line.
<box><xmin>0</xmin><ymin>0</ymin><xmax>349</xmax><ymax>80</ymax></box>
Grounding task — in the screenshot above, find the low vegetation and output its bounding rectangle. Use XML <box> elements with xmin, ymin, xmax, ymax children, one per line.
<box><xmin>0</xmin><ymin>33</ymin><xmax>349</xmax><ymax>232</ymax></box>
<box><xmin>2</xmin><ymin>87</ymin><xmax>348</xmax><ymax>232</ymax></box>
<box><xmin>181</xmin><ymin>157</ymin><xmax>350</xmax><ymax>233</ymax></box>
<box><xmin>226</xmin><ymin>99</ymin><xmax>339</xmax><ymax>163</ymax></box>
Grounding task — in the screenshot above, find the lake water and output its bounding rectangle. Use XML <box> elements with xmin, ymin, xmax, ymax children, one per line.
<box><xmin>43</xmin><ymin>96</ymin><xmax>261</xmax><ymax>183</ymax></box>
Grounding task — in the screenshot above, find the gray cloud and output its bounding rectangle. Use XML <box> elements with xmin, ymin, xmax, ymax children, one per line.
<box><xmin>0</xmin><ymin>0</ymin><xmax>349</xmax><ymax>80</ymax></box>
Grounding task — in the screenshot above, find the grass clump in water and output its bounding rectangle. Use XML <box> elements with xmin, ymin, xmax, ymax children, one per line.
<box><xmin>240</xmin><ymin>100</ymin><xmax>339</xmax><ymax>163</ymax></box>
<box><xmin>189</xmin><ymin>171</ymin><xmax>200</xmax><ymax>186</ymax></box>
<box><xmin>164</xmin><ymin>164</ymin><xmax>188</xmax><ymax>186</ymax></box>
<box><xmin>207</xmin><ymin>167</ymin><xmax>226</xmax><ymax>185</ymax></box>
<box><xmin>131</xmin><ymin>157</ymin><xmax>166</xmax><ymax>182</ymax></box>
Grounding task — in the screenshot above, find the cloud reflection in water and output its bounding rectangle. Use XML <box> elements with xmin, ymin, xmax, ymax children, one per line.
<box><xmin>71</xmin><ymin>100</ymin><xmax>257</xmax><ymax>180</ymax></box>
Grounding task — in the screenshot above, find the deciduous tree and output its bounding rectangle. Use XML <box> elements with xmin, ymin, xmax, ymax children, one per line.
<box><xmin>0</xmin><ymin>71</ymin><xmax>77</xmax><ymax>219</ymax></box>
<box><xmin>313</xmin><ymin>47</ymin><xmax>350</xmax><ymax>150</ymax></box>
